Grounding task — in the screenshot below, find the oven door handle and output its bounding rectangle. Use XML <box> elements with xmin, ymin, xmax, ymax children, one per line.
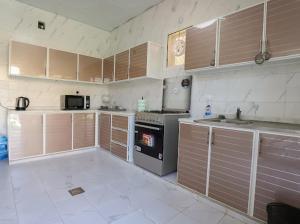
<box><xmin>135</xmin><ymin>124</ymin><xmax>161</xmax><ymax>131</ymax></box>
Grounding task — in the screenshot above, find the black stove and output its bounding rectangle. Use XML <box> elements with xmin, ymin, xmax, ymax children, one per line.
<box><xmin>146</xmin><ymin>110</ymin><xmax>188</xmax><ymax>114</ymax></box>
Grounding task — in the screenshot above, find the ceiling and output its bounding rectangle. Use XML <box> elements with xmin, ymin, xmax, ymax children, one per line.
<box><xmin>16</xmin><ymin>0</ymin><xmax>163</xmax><ymax>31</ymax></box>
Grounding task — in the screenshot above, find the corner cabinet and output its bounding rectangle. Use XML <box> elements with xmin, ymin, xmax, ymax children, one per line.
<box><xmin>103</xmin><ymin>56</ymin><xmax>115</xmax><ymax>83</ymax></box>
<box><xmin>129</xmin><ymin>42</ymin><xmax>162</xmax><ymax>79</ymax></box>
<box><xmin>184</xmin><ymin>21</ymin><xmax>217</xmax><ymax>70</ymax></box>
<box><xmin>115</xmin><ymin>50</ymin><xmax>129</xmax><ymax>81</ymax></box>
<box><xmin>99</xmin><ymin>113</ymin><xmax>111</xmax><ymax>151</ymax></box>
<box><xmin>254</xmin><ymin>133</ymin><xmax>300</xmax><ymax>221</ymax></box>
<box><xmin>266</xmin><ymin>0</ymin><xmax>300</xmax><ymax>58</ymax></box>
<box><xmin>219</xmin><ymin>4</ymin><xmax>264</xmax><ymax>65</ymax></box>
<box><xmin>177</xmin><ymin>123</ymin><xmax>209</xmax><ymax>194</ymax></box>
<box><xmin>78</xmin><ymin>55</ymin><xmax>102</xmax><ymax>83</ymax></box>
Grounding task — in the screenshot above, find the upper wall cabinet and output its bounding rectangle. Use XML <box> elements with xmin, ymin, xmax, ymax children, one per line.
<box><xmin>266</xmin><ymin>0</ymin><xmax>300</xmax><ymax>58</ymax></box>
<box><xmin>185</xmin><ymin>21</ymin><xmax>217</xmax><ymax>70</ymax></box>
<box><xmin>219</xmin><ymin>4</ymin><xmax>264</xmax><ymax>65</ymax></box>
<box><xmin>10</xmin><ymin>41</ymin><xmax>47</xmax><ymax>77</ymax></box>
<box><xmin>78</xmin><ymin>55</ymin><xmax>102</xmax><ymax>83</ymax></box>
<box><xmin>103</xmin><ymin>56</ymin><xmax>114</xmax><ymax>83</ymax></box>
<box><xmin>49</xmin><ymin>49</ymin><xmax>77</xmax><ymax>80</ymax></box>
<box><xmin>115</xmin><ymin>50</ymin><xmax>129</xmax><ymax>81</ymax></box>
<box><xmin>129</xmin><ymin>42</ymin><xmax>162</xmax><ymax>79</ymax></box>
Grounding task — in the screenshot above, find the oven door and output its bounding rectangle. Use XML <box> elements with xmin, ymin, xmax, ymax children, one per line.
<box><xmin>135</xmin><ymin>122</ymin><xmax>164</xmax><ymax>160</ymax></box>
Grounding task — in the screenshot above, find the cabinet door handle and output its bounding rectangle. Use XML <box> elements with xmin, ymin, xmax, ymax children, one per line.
<box><xmin>210</xmin><ymin>49</ymin><xmax>216</xmax><ymax>66</ymax></box>
<box><xmin>211</xmin><ymin>132</ymin><xmax>215</xmax><ymax>145</ymax></box>
<box><xmin>258</xmin><ymin>138</ymin><xmax>263</xmax><ymax>155</ymax></box>
<box><xmin>206</xmin><ymin>131</ymin><xmax>210</xmax><ymax>144</ymax></box>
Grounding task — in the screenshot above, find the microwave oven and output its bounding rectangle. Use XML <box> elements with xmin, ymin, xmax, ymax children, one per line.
<box><xmin>61</xmin><ymin>95</ymin><xmax>90</xmax><ymax>110</ymax></box>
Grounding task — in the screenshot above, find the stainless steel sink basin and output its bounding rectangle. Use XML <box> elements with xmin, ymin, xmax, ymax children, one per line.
<box><xmin>194</xmin><ymin>118</ymin><xmax>253</xmax><ymax>125</ymax></box>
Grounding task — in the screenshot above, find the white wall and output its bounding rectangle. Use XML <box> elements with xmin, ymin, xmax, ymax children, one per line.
<box><xmin>107</xmin><ymin>0</ymin><xmax>300</xmax><ymax>123</ymax></box>
<box><xmin>0</xmin><ymin>0</ymin><xmax>111</xmax><ymax>135</ymax></box>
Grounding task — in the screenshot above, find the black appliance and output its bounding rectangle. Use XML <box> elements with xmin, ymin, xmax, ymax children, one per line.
<box><xmin>60</xmin><ymin>95</ymin><xmax>90</xmax><ymax>110</ymax></box>
<box><xmin>16</xmin><ymin>97</ymin><xmax>30</xmax><ymax>111</ymax></box>
<box><xmin>267</xmin><ymin>202</ymin><xmax>300</xmax><ymax>224</ymax></box>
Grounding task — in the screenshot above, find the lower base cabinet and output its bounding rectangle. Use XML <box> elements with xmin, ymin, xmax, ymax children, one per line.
<box><xmin>46</xmin><ymin>114</ymin><xmax>72</xmax><ymax>153</ymax></box>
<box><xmin>209</xmin><ymin>128</ymin><xmax>254</xmax><ymax>213</ymax></box>
<box><xmin>8</xmin><ymin>113</ymin><xmax>43</xmax><ymax>160</ymax></box>
<box><xmin>99</xmin><ymin>113</ymin><xmax>111</xmax><ymax>151</ymax></box>
<box><xmin>73</xmin><ymin>113</ymin><xmax>95</xmax><ymax>149</ymax></box>
<box><xmin>111</xmin><ymin>142</ymin><xmax>127</xmax><ymax>161</ymax></box>
<box><xmin>177</xmin><ymin>123</ymin><xmax>209</xmax><ymax>194</ymax></box>
<box><xmin>254</xmin><ymin>133</ymin><xmax>300</xmax><ymax>221</ymax></box>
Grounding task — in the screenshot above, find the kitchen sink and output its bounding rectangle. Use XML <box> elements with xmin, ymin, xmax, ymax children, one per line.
<box><xmin>194</xmin><ymin>118</ymin><xmax>253</xmax><ymax>125</ymax></box>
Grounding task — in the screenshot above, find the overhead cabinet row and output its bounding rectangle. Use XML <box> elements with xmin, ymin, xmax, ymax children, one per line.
<box><xmin>103</xmin><ymin>42</ymin><xmax>162</xmax><ymax>83</ymax></box>
<box><xmin>9</xmin><ymin>41</ymin><xmax>162</xmax><ymax>84</ymax></box>
<box><xmin>185</xmin><ymin>0</ymin><xmax>300</xmax><ymax>70</ymax></box>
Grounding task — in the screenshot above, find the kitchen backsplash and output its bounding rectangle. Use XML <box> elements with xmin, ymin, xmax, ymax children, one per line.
<box><xmin>0</xmin><ymin>0</ymin><xmax>110</xmax><ymax>135</ymax></box>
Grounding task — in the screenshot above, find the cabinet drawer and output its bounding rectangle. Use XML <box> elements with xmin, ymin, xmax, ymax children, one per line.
<box><xmin>111</xmin><ymin>129</ymin><xmax>127</xmax><ymax>145</ymax></box>
<box><xmin>111</xmin><ymin>142</ymin><xmax>127</xmax><ymax>161</ymax></box>
<box><xmin>112</xmin><ymin>115</ymin><xmax>128</xmax><ymax>130</ymax></box>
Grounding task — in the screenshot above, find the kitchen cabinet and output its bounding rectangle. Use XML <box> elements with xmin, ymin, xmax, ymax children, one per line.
<box><xmin>266</xmin><ymin>0</ymin><xmax>300</xmax><ymax>58</ymax></box>
<box><xmin>78</xmin><ymin>55</ymin><xmax>102</xmax><ymax>83</ymax></box>
<box><xmin>177</xmin><ymin>123</ymin><xmax>209</xmax><ymax>194</ymax></box>
<box><xmin>99</xmin><ymin>113</ymin><xmax>111</xmax><ymax>151</ymax></box>
<box><xmin>10</xmin><ymin>41</ymin><xmax>47</xmax><ymax>77</ymax></box>
<box><xmin>254</xmin><ymin>133</ymin><xmax>300</xmax><ymax>221</ymax></box>
<box><xmin>209</xmin><ymin>128</ymin><xmax>254</xmax><ymax>213</ymax></box>
<box><xmin>73</xmin><ymin>113</ymin><xmax>95</xmax><ymax>149</ymax></box>
<box><xmin>115</xmin><ymin>50</ymin><xmax>129</xmax><ymax>81</ymax></box>
<box><xmin>8</xmin><ymin>113</ymin><xmax>43</xmax><ymax>160</ymax></box>
<box><xmin>129</xmin><ymin>42</ymin><xmax>162</xmax><ymax>79</ymax></box>
<box><xmin>103</xmin><ymin>56</ymin><xmax>114</xmax><ymax>83</ymax></box>
<box><xmin>219</xmin><ymin>4</ymin><xmax>264</xmax><ymax>65</ymax></box>
<box><xmin>49</xmin><ymin>49</ymin><xmax>77</xmax><ymax>80</ymax></box>
<box><xmin>185</xmin><ymin>21</ymin><xmax>217</xmax><ymax>70</ymax></box>
<box><xmin>46</xmin><ymin>114</ymin><xmax>72</xmax><ymax>153</ymax></box>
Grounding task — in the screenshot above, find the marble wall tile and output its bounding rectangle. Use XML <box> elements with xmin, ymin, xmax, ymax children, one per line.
<box><xmin>0</xmin><ymin>0</ymin><xmax>110</xmax><ymax>135</ymax></box>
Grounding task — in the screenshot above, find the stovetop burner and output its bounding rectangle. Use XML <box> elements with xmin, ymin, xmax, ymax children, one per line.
<box><xmin>146</xmin><ymin>110</ymin><xmax>188</xmax><ymax>114</ymax></box>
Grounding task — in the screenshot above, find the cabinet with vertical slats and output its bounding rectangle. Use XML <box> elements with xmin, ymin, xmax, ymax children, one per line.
<box><xmin>177</xmin><ymin>123</ymin><xmax>209</xmax><ymax>194</ymax></box>
<box><xmin>73</xmin><ymin>113</ymin><xmax>95</xmax><ymax>149</ymax></box>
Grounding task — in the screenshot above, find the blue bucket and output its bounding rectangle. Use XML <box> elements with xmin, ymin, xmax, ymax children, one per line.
<box><xmin>0</xmin><ymin>136</ymin><xmax>8</xmax><ymax>160</ymax></box>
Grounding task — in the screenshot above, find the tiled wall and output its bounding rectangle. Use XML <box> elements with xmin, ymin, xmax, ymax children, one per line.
<box><xmin>0</xmin><ymin>0</ymin><xmax>110</xmax><ymax>135</ymax></box>
<box><xmin>107</xmin><ymin>0</ymin><xmax>300</xmax><ymax>124</ymax></box>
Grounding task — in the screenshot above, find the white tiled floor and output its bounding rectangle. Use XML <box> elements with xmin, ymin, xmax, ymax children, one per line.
<box><xmin>0</xmin><ymin>149</ymin><xmax>260</xmax><ymax>224</ymax></box>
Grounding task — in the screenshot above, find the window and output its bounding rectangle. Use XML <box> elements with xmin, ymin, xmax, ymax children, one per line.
<box><xmin>167</xmin><ymin>29</ymin><xmax>187</xmax><ymax>67</ymax></box>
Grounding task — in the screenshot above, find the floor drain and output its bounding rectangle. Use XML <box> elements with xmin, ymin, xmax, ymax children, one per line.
<box><xmin>68</xmin><ymin>187</ymin><xmax>85</xmax><ymax>196</ymax></box>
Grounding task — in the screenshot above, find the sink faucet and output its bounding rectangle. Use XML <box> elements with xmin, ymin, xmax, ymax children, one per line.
<box><xmin>236</xmin><ymin>107</ymin><xmax>242</xmax><ymax>120</ymax></box>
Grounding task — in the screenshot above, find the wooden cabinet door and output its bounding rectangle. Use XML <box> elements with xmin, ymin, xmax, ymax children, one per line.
<box><xmin>177</xmin><ymin>124</ymin><xmax>209</xmax><ymax>194</ymax></box>
<box><xmin>99</xmin><ymin>113</ymin><xmax>111</xmax><ymax>150</ymax></box>
<box><xmin>8</xmin><ymin>114</ymin><xmax>43</xmax><ymax>160</ymax></box>
<box><xmin>266</xmin><ymin>0</ymin><xmax>300</xmax><ymax>58</ymax></box>
<box><xmin>209</xmin><ymin>128</ymin><xmax>253</xmax><ymax>213</ymax></box>
<box><xmin>78</xmin><ymin>55</ymin><xmax>102</xmax><ymax>83</ymax></box>
<box><xmin>10</xmin><ymin>41</ymin><xmax>47</xmax><ymax>77</ymax></box>
<box><xmin>46</xmin><ymin>114</ymin><xmax>72</xmax><ymax>153</ymax></box>
<box><xmin>115</xmin><ymin>50</ymin><xmax>129</xmax><ymax>81</ymax></box>
<box><xmin>184</xmin><ymin>21</ymin><xmax>217</xmax><ymax>70</ymax></box>
<box><xmin>103</xmin><ymin>56</ymin><xmax>114</xmax><ymax>83</ymax></box>
<box><xmin>219</xmin><ymin>4</ymin><xmax>264</xmax><ymax>65</ymax></box>
<box><xmin>111</xmin><ymin>142</ymin><xmax>127</xmax><ymax>161</ymax></box>
<box><xmin>49</xmin><ymin>49</ymin><xmax>77</xmax><ymax>80</ymax></box>
<box><xmin>254</xmin><ymin>133</ymin><xmax>300</xmax><ymax>221</ymax></box>
<box><xmin>112</xmin><ymin>115</ymin><xmax>128</xmax><ymax>130</ymax></box>
<box><xmin>129</xmin><ymin>43</ymin><xmax>147</xmax><ymax>78</ymax></box>
<box><xmin>73</xmin><ymin>113</ymin><xmax>95</xmax><ymax>149</ymax></box>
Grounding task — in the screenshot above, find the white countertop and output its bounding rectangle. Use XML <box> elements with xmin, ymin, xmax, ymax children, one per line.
<box><xmin>179</xmin><ymin>118</ymin><xmax>300</xmax><ymax>136</ymax></box>
<box><xmin>8</xmin><ymin>109</ymin><xmax>136</xmax><ymax>116</ymax></box>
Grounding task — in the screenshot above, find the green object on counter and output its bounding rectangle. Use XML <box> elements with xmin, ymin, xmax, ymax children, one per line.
<box><xmin>137</xmin><ymin>97</ymin><xmax>146</xmax><ymax>112</ymax></box>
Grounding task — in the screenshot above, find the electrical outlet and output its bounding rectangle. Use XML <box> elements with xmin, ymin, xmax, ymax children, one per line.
<box><xmin>38</xmin><ymin>21</ymin><xmax>45</xmax><ymax>30</ymax></box>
